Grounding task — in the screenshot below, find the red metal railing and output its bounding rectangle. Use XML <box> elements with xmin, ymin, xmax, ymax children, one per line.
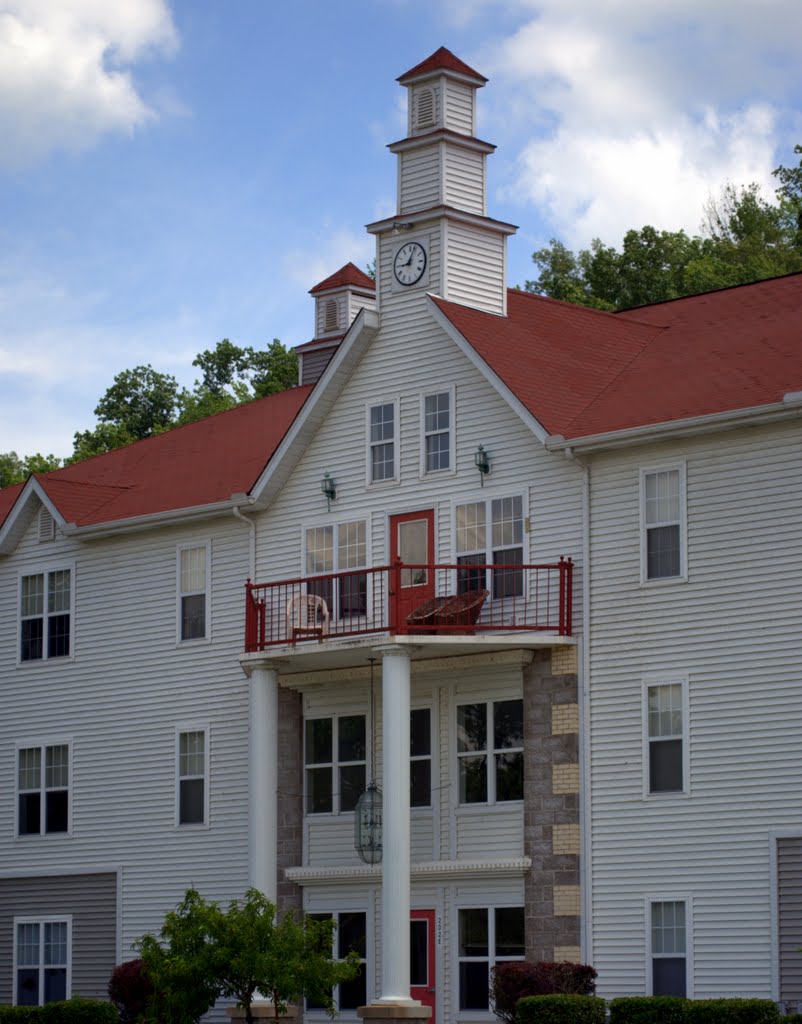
<box><xmin>244</xmin><ymin>558</ymin><xmax>572</xmax><ymax>652</ymax></box>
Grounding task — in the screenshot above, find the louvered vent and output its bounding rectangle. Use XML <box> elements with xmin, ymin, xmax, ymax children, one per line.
<box><xmin>415</xmin><ymin>88</ymin><xmax>435</xmax><ymax>129</ymax></box>
<box><xmin>324</xmin><ymin>299</ymin><xmax>339</xmax><ymax>332</ymax></box>
<box><xmin>38</xmin><ymin>508</ymin><xmax>55</xmax><ymax>543</ymax></box>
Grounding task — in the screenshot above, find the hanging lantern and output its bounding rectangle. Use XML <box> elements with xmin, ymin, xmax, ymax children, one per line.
<box><xmin>354</xmin><ymin>781</ymin><xmax>383</xmax><ymax>864</ymax></box>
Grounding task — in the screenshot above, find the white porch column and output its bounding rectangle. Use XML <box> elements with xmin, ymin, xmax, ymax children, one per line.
<box><xmin>378</xmin><ymin>644</ymin><xmax>414</xmax><ymax>1004</ymax></box>
<box><xmin>248</xmin><ymin>663</ymin><xmax>279</xmax><ymax>902</ymax></box>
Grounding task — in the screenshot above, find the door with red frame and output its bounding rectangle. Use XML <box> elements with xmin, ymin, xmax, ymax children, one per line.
<box><xmin>389</xmin><ymin>509</ymin><xmax>435</xmax><ymax>632</ymax></box>
<box><xmin>410</xmin><ymin>910</ymin><xmax>436</xmax><ymax>1024</ymax></box>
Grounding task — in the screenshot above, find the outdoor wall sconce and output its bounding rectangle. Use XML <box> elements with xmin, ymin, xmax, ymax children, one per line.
<box><xmin>474</xmin><ymin>444</ymin><xmax>491</xmax><ymax>485</ymax></box>
<box><xmin>321</xmin><ymin>471</ymin><xmax>337</xmax><ymax>511</ymax></box>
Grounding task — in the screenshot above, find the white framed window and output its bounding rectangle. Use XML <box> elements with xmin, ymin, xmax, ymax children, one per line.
<box><xmin>456</xmin><ymin>699</ymin><xmax>523</xmax><ymax>805</ymax></box>
<box><xmin>176</xmin><ymin>727</ymin><xmax>209</xmax><ymax>826</ymax></box>
<box><xmin>16</xmin><ymin>742</ymin><xmax>70</xmax><ymax>836</ymax></box>
<box><xmin>643</xmin><ymin>679</ymin><xmax>688</xmax><ymax>796</ymax></box>
<box><xmin>305</xmin><ymin>520</ymin><xmax>368</xmax><ymax>620</ymax></box>
<box><xmin>177</xmin><ymin>543</ymin><xmax>210</xmax><ymax>642</ymax></box>
<box><xmin>13</xmin><ymin>916</ymin><xmax>71</xmax><ymax>1006</ymax></box>
<box><xmin>366</xmin><ymin>400</ymin><xmax>398</xmax><ymax>484</ymax></box>
<box><xmin>421</xmin><ymin>389</ymin><xmax>454</xmax><ymax>475</ymax></box>
<box><xmin>455</xmin><ymin>495</ymin><xmax>524</xmax><ymax>599</ymax></box>
<box><xmin>305</xmin><ymin>715</ymin><xmax>366</xmax><ymax>814</ymax></box>
<box><xmin>307</xmin><ymin>911</ymin><xmax>367</xmax><ymax>1013</ymax></box>
<box><xmin>647</xmin><ymin>898</ymin><xmax>690</xmax><ymax>997</ymax></box>
<box><xmin>457</xmin><ymin>906</ymin><xmax>524</xmax><ymax>1011</ymax></box>
<box><xmin>411</xmin><ymin>707</ymin><xmax>432</xmax><ymax>808</ymax></box>
<box><xmin>19</xmin><ymin>566</ymin><xmax>74</xmax><ymax>662</ymax></box>
<box><xmin>641</xmin><ymin>464</ymin><xmax>686</xmax><ymax>582</ymax></box>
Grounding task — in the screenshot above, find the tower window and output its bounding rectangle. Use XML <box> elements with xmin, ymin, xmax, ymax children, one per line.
<box><xmin>415</xmin><ymin>88</ymin><xmax>435</xmax><ymax>129</ymax></box>
<box><xmin>324</xmin><ymin>299</ymin><xmax>339</xmax><ymax>332</ymax></box>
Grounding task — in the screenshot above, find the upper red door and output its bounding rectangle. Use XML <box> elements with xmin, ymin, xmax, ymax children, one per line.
<box><xmin>389</xmin><ymin>509</ymin><xmax>435</xmax><ymax>632</ymax></box>
<box><xmin>410</xmin><ymin>910</ymin><xmax>436</xmax><ymax>1024</ymax></box>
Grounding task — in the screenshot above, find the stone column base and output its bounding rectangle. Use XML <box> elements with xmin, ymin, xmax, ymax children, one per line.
<box><xmin>358</xmin><ymin>1003</ymin><xmax>432</xmax><ymax>1024</ymax></box>
<box><xmin>226</xmin><ymin>1003</ymin><xmax>297</xmax><ymax>1022</ymax></box>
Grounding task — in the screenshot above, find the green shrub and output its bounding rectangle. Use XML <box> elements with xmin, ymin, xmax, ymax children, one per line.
<box><xmin>609</xmin><ymin>996</ymin><xmax>689</xmax><ymax>1023</ymax></box>
<box><xmin>0</xmin><ymin>1008</ymin><xmax>39</xmax><ymax>1023</ymax></box>
<box><xmin>0</xmin><ymin>1002</ymin><xmax>116</xmax><ymax>1024</ymax></box>
<box><xmin>517</xmin><ymin>994</ymin><xmax>606</xmax><ymax>1024</ymax></box>
<box><xmin>686</xmin><ymin>998</ymin><xmax>780</xmax><ymax>1024</ymax></box>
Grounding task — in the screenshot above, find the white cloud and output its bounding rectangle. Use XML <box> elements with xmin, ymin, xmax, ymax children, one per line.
<box><xmin>0</xmin><ymin>0</ymin><xmax>178</xmax><ymax>167</ymax></box>
<box><xmin>459</xmin><ymin>0</ymin><xmax>802</xmax><ymax>246</ymax></box>
<box><xmin>283</xmin><ymin>227</ymin><xmax>376</xmax><ymax>292</ymax></box>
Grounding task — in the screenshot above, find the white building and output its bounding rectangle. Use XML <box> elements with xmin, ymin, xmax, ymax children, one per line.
<box><xmin>1</xmin><ymin>46</ymin><xmax>802</xmax><ymax>1021</ymax></box>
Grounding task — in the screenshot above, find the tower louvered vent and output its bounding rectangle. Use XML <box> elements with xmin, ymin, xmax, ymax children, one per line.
<box><xmin>415</xmin><ymin>88</ymin><xmax>435</xmax><ymax>129</ymax></box>
<box><xmin>324</xmin><ymin>299</ymin><xmax>339</xmax><ymax>332</ymax></box>
<box><xmin>38</xmin><ymin>508</ymin><xmax>55</xmax><ymax>543</ymax></box>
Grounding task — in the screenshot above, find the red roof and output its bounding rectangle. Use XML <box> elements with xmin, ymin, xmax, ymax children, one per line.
<box><xmin>309</xmin><ymin>263</ymin><xmax>375</xmax><ymax>295</ymax></box>
<box><xmin>397</xmin><ymin>47</ymin><xmax>487</xmax><ymax>86</ymax></box>
<box><xmin>1</xmin><ymin>386</ymin><xmax>312</xmax><ymax>531</ymax></box>
<box><xmin>433</xmin><ymin>272</ymin><xmax>802</xmax><ymax>439</ymax></box>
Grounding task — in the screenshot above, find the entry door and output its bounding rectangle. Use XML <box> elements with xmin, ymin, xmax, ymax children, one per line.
<box><xmin>389</xmin><ymin>509</ymin><xmax>435</xmax><ymax>632</ymax></box>
<box><xmin>410</xmin><ymin>910</ymin><xmax>436</xmax><ymax>1024</ymax></box>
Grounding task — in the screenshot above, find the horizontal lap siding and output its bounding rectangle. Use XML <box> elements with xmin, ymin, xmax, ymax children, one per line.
<box><xmin>399</xmin><ymin>149</ymin><xmax>441</xmax><ymax>213</ymax></box>
<box><xmin>444</xmin><ymin>148</ymin><xmax>484</xmax><ymax>214</ymax></box>
<box><xmin>0</xmin><ymin>872</ymin><xmax>116</xmax><ymax>1004</ymax></box>
<box><xmin>587</xmin><ymin>422</ymin><xmax>802</xmax><ymax>997</ymax></box>
<box><xmin>445</xmin><ymin>221</ymin><xmax>505</xmax><ymax>314</ymax></box>
<box><xmin>444</xmin><ymin>80</ymin><xmax>474</xmax><ymax>135</ymax></box>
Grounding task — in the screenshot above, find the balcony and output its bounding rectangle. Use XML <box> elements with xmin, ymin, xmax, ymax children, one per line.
<box><xmin>244</xmin><ymin>558</ymin><xmax>572</xmax><ymax>656</ymax></box>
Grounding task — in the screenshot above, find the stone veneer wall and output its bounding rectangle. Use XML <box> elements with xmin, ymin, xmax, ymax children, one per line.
<box><xmin>523</xmin><ymin>647</ymin><xmax>581</xmax><ymax>962</ymax></box>
<box><xmin>277</xmin><ymin>686</ymin><xmax>304</xmax><ymax>914</ymax></box>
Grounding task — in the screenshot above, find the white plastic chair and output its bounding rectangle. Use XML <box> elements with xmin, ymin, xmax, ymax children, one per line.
<box><xmin>286</xmin><ymin>593</ymin><xmax>330</xmax><ymax>643</ymax></box>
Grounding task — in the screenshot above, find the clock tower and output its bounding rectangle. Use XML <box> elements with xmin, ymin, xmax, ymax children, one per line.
<box><xmin>367</xmin><ymin>47</ymin><xmax>516</xmax><ymax>316</ymax></box>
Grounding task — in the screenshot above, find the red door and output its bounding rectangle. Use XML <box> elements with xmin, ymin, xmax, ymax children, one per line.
<box><xmin>389</xmin><ymin>509</ymin><xmax>435</xmax><ymax>632</ymax></box>
<box><xmin>410</xmin><ymin>910</ymin><xmax>436</xmax><ymax>1023</ymax></box>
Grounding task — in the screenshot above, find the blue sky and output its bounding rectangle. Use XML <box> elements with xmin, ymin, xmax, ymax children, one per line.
<box><xmin>2</xmin><ymin>0</ymin><xmax>802</xmax><ymax>459</ymax></box>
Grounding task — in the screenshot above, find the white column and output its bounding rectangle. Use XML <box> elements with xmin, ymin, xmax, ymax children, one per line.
<box><xmin>377</xmin><ymin>645</ymin><xmax>415</xmax><ymax>1005</ymax></box>
<box><xmin>248</xmin><ymin>663</ymin><xmax>279</xmax><ymax>902</ymax></box>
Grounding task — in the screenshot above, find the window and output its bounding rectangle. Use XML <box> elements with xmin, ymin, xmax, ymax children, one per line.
<box><xmin>456</xmin><ymin>699</ymin><xmax>523</xmax><ymax>804</ymax></box>
<box><xmin>177</xmin><ymin>729</ymin><xmax>208</xmax><ymax>825</ymax></box>
<box><xmin>415</xmin><ymin>87</ymin><xmax>435</xmax><ymax>129</ymax></box>
<box><xmin>368</xmin><ymin>402</ymin><xmax>397</xmax><ymax>483</ymax></box>
<box><xmin>178</xmin><ymin>544</ymin><xmax>209</xmax><ymax>641</ymax></box>
<box><xmin>305</xmin><ymin>716</ymin><xmax>366</xmax><ymax>814</ymax></box>
<box><xmin>307</xmin><ymin>912</ymin><xmax>367</xmax><ymax>1012</ymax></box>
<box><xmin>642</xmin><ymin>466</ymin><xmax>685</xmax><ymax>581</ymax></box>
<box><xmin>20</xmin><ymin>568</ymin><xmax>72</xmax><ymax>661</ymax></box>
<box><xmin>411</xmin><ymin>708</ymin><xmax>431</xmax><ymax>808</ymax></box>
<box><xmin>650</xmin><ymin>900</ymin><xmax>687</xmax><ymax>996</ymax></box>
<box><xmin>645</xmin><ymin>682</ymin><xmax>685</xmax><ymax>794</ymax></box>
<box><xmin>422</xmin><ymin>391</ymin><xmax>452</xmax><ymax>473</ymax></box>
<box><xmin>305</xmin><ymin>521</ymin><xmax>367</xmax><ymax>619</ymax></box>
<box><xmin>14</xmin><ymin>917</ymin><xmax>71</xmax><ymax>1005</ymax></box>
<box><xmin>17</xmin><ymin>744</ymin><xmax>69</xmax><ymax>836</ymax></box>
<box><xmin>458</xmin><ymin>906</ymin><xmax>524</xmax><ymax>1010</ymax></box>
<box><xmin>324</xmin><ymin>299</ymin><xmax>339</xmax><ymax>332</ymax></box>
<box><xmin>456</xmin><ymin>496</ymin><xmax>524</xmax><ymax>599</ymax></box>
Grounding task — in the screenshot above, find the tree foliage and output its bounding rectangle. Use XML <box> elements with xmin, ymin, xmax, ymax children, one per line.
<box><xmin>0</xmin><ymin>451</ymin><xmax>63</xmax><ymax>488</ymax></box>
<box><xmin>526</xmin><ymin>148</ymin><xmax>802</xmax><ymax>310</ymax></box>
<box><xmin>136</xmin><ymin>888</ymin><xmax>360</xmax><ymax>1024</ymax></box>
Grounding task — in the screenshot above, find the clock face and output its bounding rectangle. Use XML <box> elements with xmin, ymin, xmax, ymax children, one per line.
<box><xmin>393</xmin><ymin>241</ymin><xmax>427</xmax><ymax>286</ymax></box>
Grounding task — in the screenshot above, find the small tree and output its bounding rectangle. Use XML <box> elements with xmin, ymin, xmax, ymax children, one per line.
<box><xmin>108</xmin><ymin>959</ymin><xmax>153</xmax><ymax>1023</ymax></box>
<box><xmin>137</xmin><ymin>888</ymin><xmax>361</xmax><ymax>1024</ymax></box>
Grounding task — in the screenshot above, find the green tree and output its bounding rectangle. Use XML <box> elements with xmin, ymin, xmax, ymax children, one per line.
<box><xmin>0</xmin><ymin>450</ymin><xmax>62</xmax><ymax>487</ymax></box>
<box><xmin>137</xmin><ymin>888</ymin><xmax>361</xmax><ymax>1024</ymax></box>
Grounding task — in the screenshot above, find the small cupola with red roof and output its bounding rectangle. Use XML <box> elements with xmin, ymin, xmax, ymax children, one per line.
<box><xmin>295</xmin><ymin>263</ymin><xmax>376</xmax><ymax>385</ymax></box>
<box><xmin>398</xmin><ymin>46</ymin><xmax>487</xmax><ymax>139</ymax></box>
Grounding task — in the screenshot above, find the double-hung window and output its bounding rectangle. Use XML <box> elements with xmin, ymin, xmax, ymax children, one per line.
<box><xmin>368</xmin><ymin>402</ymin><xmax>397</xmax><ymax>483</ymax></box>
<box><xmin>458</xmin><ymin>906</ymin><xmax>524</xmax><ymax>1010</ymax></box>
<box><xmin>456</xmin><ymin>496</ymin><xmax>524</xmax><ymax>599</ymax></box>
<box><xmin>641</xmin><ymin>466</ymin><xmax>685</xmax><ymax>581</ymax></box>
<box><xmin>177</xmin><ymin>728</ymin><xmax>208</xmax><ymax>825</ymax></box>
<box><xmin>456</xmin><ymin>699</ymin><xmax>523</xmax><ymax>804</ymax></box>
<box><xmin>17</xmin><ymin>744</ymin><xmax>69</xmax><ymax>836</ymax></box>
<box><xmin>422</xmin><ymin>390</ymin><xmax>452</xmax><ymax>473</ymax></box>
<box><xmin>645</xmin><ymin>681</ymin><xmax>686</xmax><ymax>794</ymax></box>
<box><xmin>307</xmin><ymin>911</ymin><xmax>367</xmax><ymax>1012</ymax></box>
<box><xmin>650</xmin><ymin>900</ymin><xmax>688</xmax><ymax>996</ymax></box>
<box><xmin>305</xmin><ymin>715</ymin><xmax>366</xmax><ymax>814</ymax></box>
<box><xmin>14</xmin><ymin>917</ymin><xmax>71</xmax><ymax>1005</ymax></box>
<box><xmin>178</xmin><ymin>544</ymin><xmax>210</xmax><ymax>641</ymax></box>
<box><xmin>20</xmin><ymin>569</ymin><xmax>72</xmax><ymax>661</ymax></box>
<box><xmin>306</xmin><ymin>521</ymin><xmax>367</xmax><ymax>620</ymax></box>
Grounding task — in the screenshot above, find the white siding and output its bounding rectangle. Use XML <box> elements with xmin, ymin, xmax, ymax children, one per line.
<box><xmin>587</xmin><ymin>420</ymin><xmax>802</xmax><ymax>997</ymax></box>
<box><xmin>444</xmin><ymin>79</ymin><xmax>475</xmax><ymax>136</ymax></box>
<box><xmin>444</xmin><ymin>147</ymin><xmax>485</xmax><ymax>214</ymax></box>
<box><xmin>399</xmin><ymin>147</ymin><xmax>441</xmax><ymax>214</ymax></box>
<box><xmin>444</xmin><ymin>219</ymin><xmax>506</xmax><ymax>315</ymax></box>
